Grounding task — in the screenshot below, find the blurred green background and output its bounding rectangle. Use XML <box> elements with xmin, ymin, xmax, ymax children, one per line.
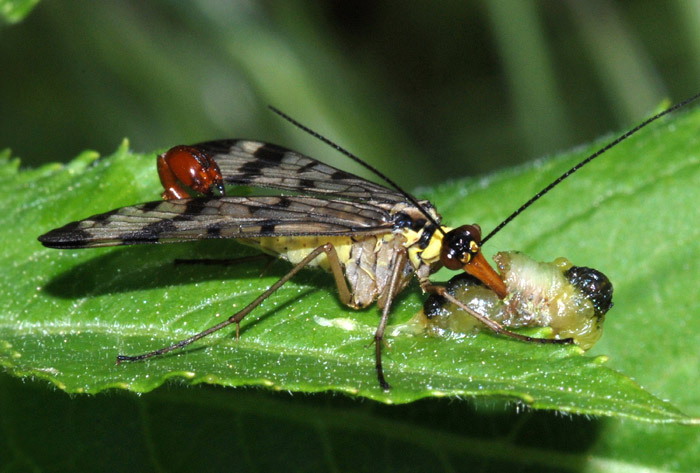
<box><xmin>4</xmin><ymin>0</ymin><xmax>700</xmax><ymax>189</ymax></box>
<box><xmin>3</xmin><ymin>1</ymin><xmax>700</xmax><ymax>472</ymax></box>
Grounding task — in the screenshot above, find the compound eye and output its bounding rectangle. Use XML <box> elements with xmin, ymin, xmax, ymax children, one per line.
<box><xmin>440</xmin><ymin>224</ymin><xmax>482</xmax><ymax>270</ymax></box>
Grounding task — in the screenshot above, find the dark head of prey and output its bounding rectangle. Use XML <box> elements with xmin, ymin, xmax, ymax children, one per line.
<box><xmin>565</xmin><ymin>266</ymin><xmax>614</xmax><ymax>317</ymax></box>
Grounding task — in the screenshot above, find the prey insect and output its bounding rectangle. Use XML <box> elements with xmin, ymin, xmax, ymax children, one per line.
<box><xmin>38</xmin><ymin>95</ymin><xmax>700</xmax><ymax>390</ymax></box>
<box><xmin>419</xmin><ymin>251</ymin><xmax>614</xmax><ymax>350</ymax></box>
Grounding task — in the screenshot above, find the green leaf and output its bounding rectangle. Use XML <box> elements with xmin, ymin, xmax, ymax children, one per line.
<box><xmin>2</xmin><ymin>106</ymin><xmax>699</xmax><ymax>423</ymax></box>
<box><xmin>0</xmin><ymin>0</ymin><xmax>39</xmax><ymax>24</ymax></box>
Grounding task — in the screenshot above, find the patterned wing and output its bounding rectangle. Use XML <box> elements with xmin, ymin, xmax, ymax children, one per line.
<box><xmin>38</xmin><ymin>196</ymin><xmax>394</xmax><ymax>249</ymax></box>
<box><xmin>195</xmin><ymin>140</ymin><xmax>406</xmax><ymax>203</ymax></box>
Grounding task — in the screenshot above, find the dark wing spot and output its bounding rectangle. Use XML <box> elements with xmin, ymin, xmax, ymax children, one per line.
<box><xmin>237</xmin><ymin>160</ymin><xmax>263</xmax><ymax>178</ymax></box>
<box><xmin>38</xmin><ymin>222</ymin><xmax>92</xmax><ymax>249</ymax></box>
<box><xmin>298</xmin><ymin>162</ymin><xmax>317</xmax><ymax>173</ymax></box>
<box><xmin>206</xmin><ymin>224</ymin><xmax>222</xmax><ymax>236</ymax></box>
<box><xmin>172</xmin><ymin>214</ymin><xmax>194</xmax><ymax>223</ymax></box>
<box><xmin>195</xmin><ymin>139</ymin><xmax>238</xmax><ymax>155</ymax></box>
<box><xmin>330</xmin><ymin>170</ymin><xmax>353</xmax><ymax>180</ymax></box>
<box><xmin>299</xmin><ymin>179</ymin><xmax>315</xmax><ymax>189</ymax></box>
<box><xmin>140</xmin><ymin>201</ymin><xmax>163</xmax><ymax>212</ymax></box>
<box><xmin>276</xmin><ymin>197</ymin><xmax>293</xmax><ymax>208</ymax></box>
<box><xmin>183</xmin><ymin>199</ymin><xmax>210</xmax><ymax>215</ymax></box>
<box><xmin>253</xmin><ymin>143</ymin><xmax>286</xmax><ymax>163</ymax></box>
<box><xmin>119</xmin><ymin>219</ymin><xmax>178</xmax><ymax>244</ymax></box>
<box><xmin>259</xmin><ymin>221</ymin><xmax>277</xmax><ymax>235</ymax></box>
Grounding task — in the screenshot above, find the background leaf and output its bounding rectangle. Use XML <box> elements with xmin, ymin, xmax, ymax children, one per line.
<box><xmin>0</xmin><ymin>0</ymin><xmax>39</xmax><ymax>24</ymax></box>
<box><xmin>2</xmin><ymin>104</ymin><xmax>700</xmax><ymax>429</ymax></box>
<box><xmin>2</xmin><ymin>107</ymin><xmax>700</xmax><ymax>469</ymax></box>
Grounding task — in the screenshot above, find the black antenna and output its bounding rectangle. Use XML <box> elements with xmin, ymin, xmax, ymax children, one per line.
<box><xmin>481</xmin><ymin>92</ymin><xmax>700</xmax><ymax>245</ymax></box>
<box><xmin>268</xmin><ymin>106</ymin><xmax>446</xmax><ymax>235</ymax></box>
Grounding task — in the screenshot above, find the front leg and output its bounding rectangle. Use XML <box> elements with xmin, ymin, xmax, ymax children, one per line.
<box><xmin>420</xmin><ymin>280</ymin><xmax>573</xmax><ymax>345</ymax></box>
<box><xmin>373</xmin><ymin>250</ymin><xmax>409</xmax><ymax>391</ymax></box>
